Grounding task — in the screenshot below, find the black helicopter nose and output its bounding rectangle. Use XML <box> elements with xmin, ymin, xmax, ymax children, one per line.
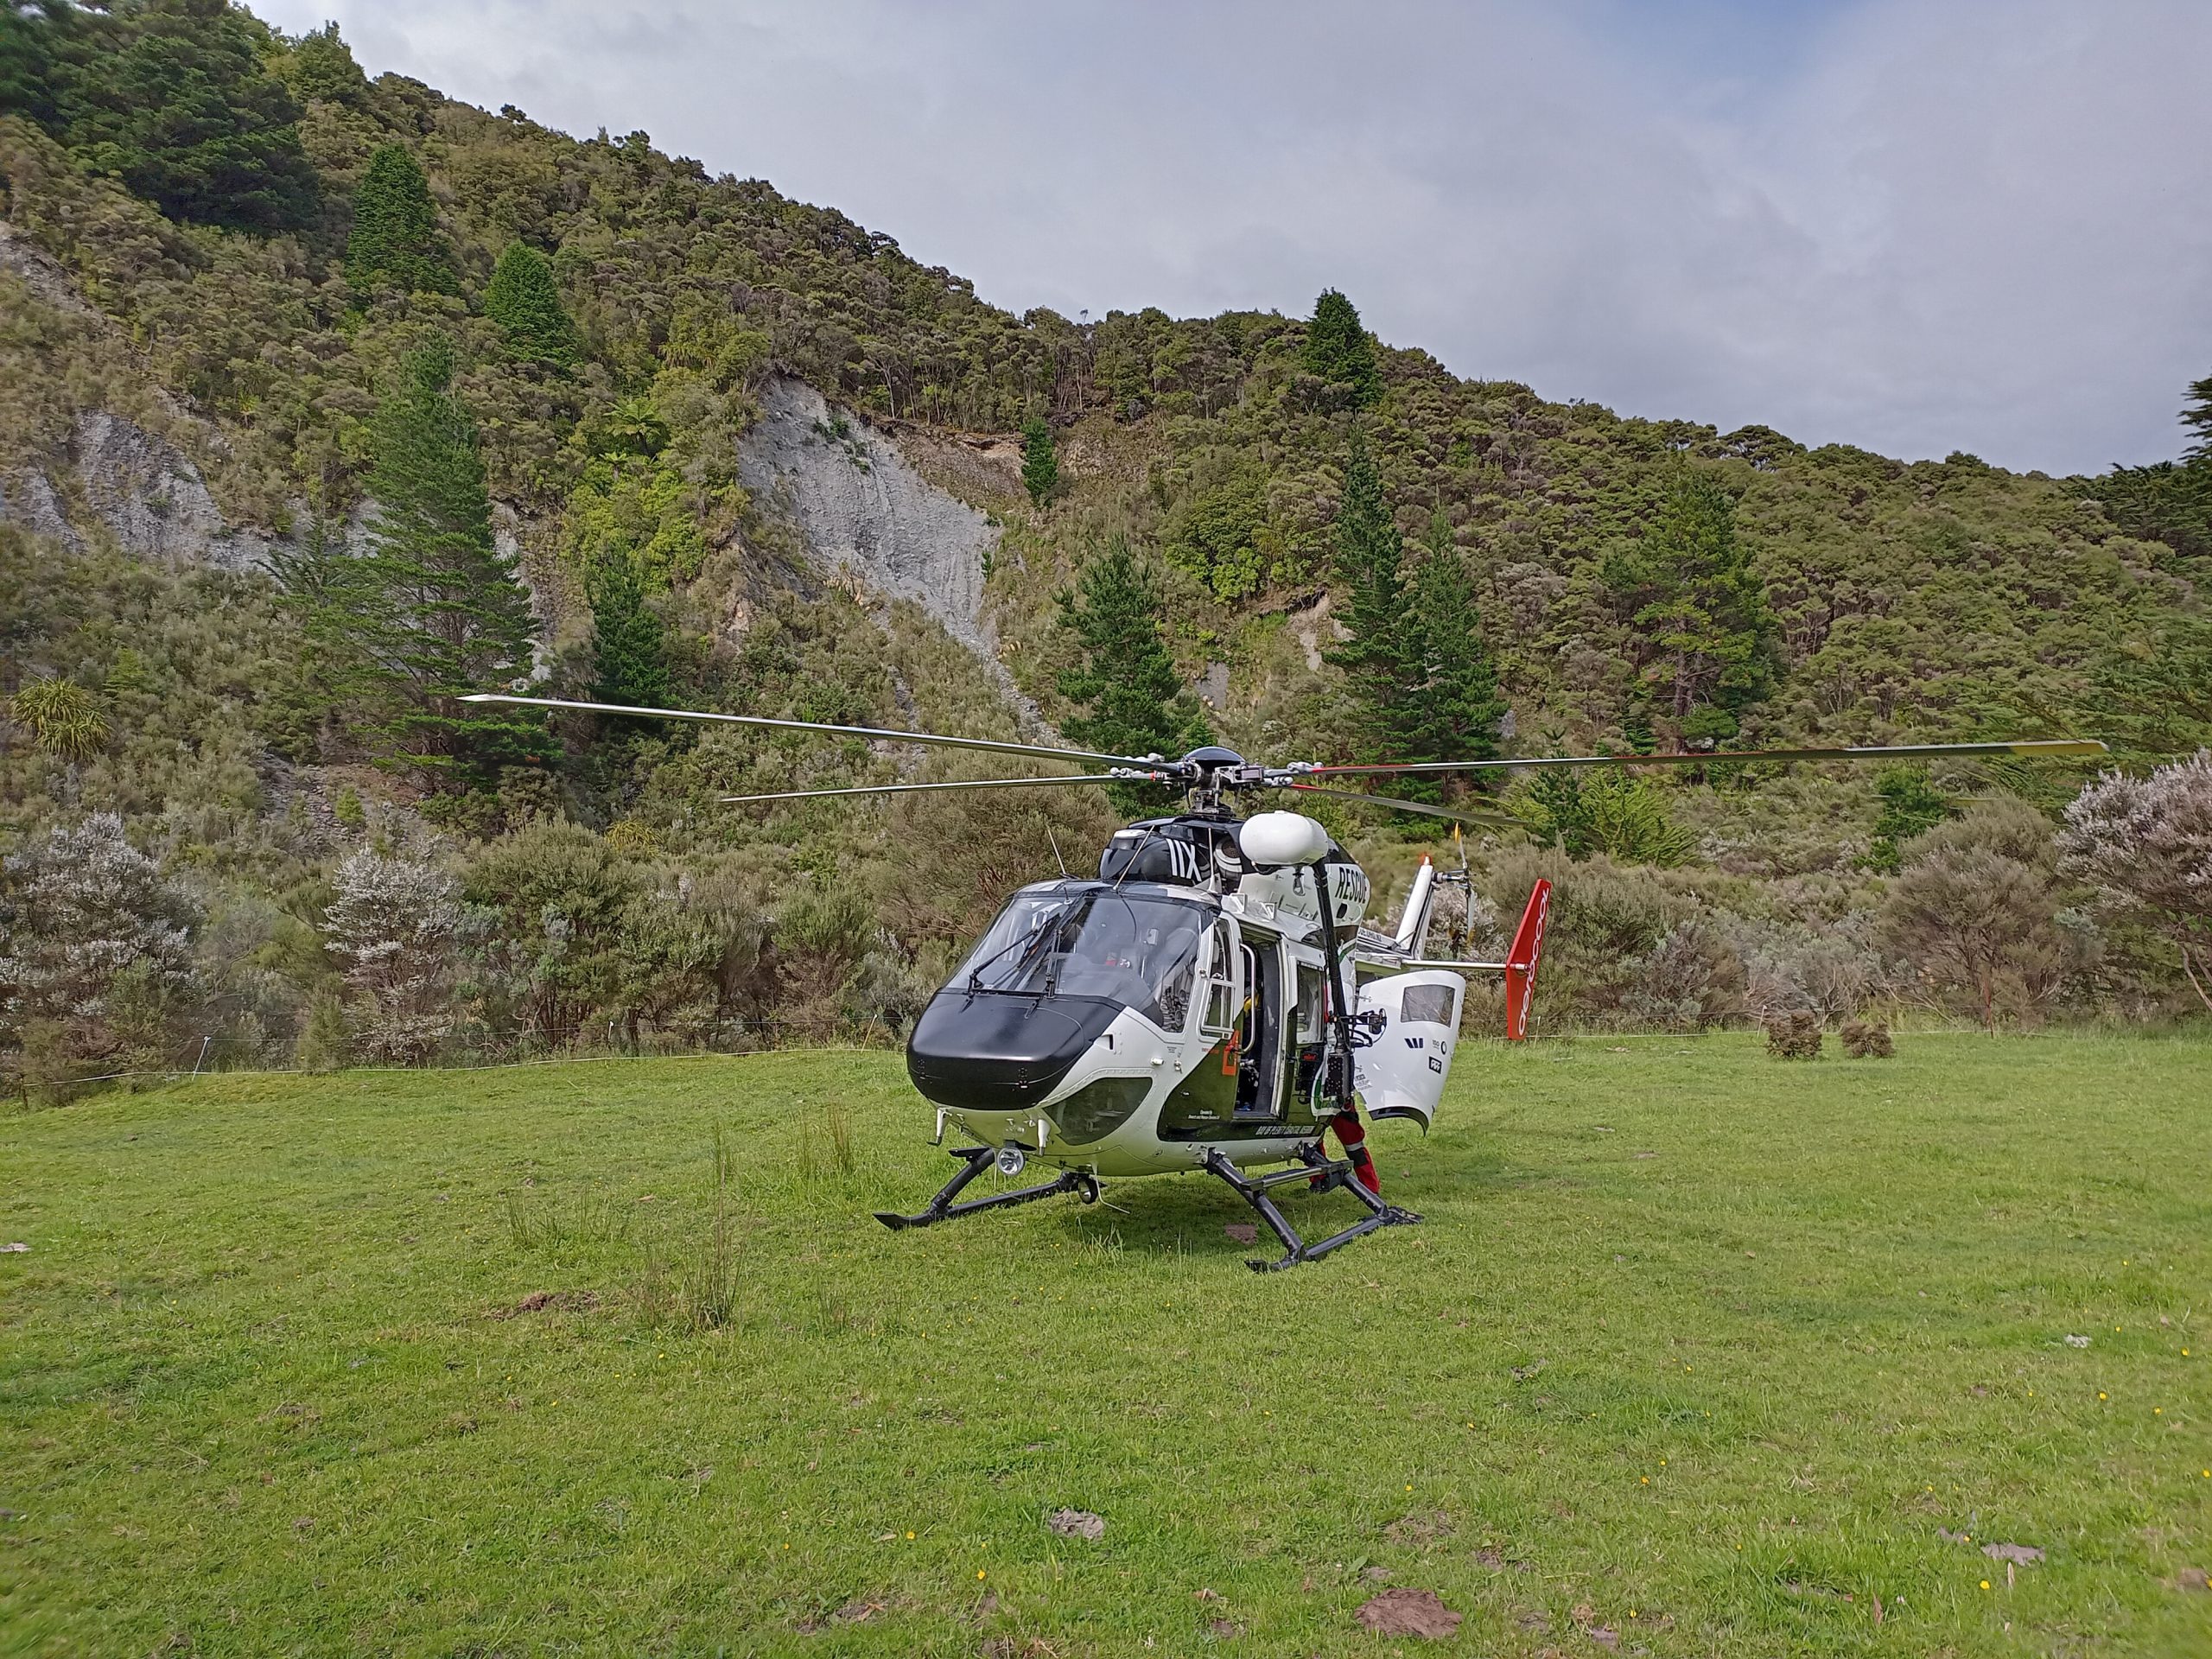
<box><xmin>1181</xmin><ymin>745</ymin><xmax>1246</xmax><ymax>769</ymax></box>
<box><xmin>906</xmin><ymin>991</ymin><xmax>1122</xmax><ymax>1110</ymax></box>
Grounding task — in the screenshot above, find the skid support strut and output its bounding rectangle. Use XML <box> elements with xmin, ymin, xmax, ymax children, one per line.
<box><xmin>874</xmin><ymin>1146</ymin><xmax>1099</xmax><ymax>1232</ymax></box>
<box><xmin>1204</xmin><ymin>1144</ymin><xmax>1421</xmax><ymax>1272</ymax></box>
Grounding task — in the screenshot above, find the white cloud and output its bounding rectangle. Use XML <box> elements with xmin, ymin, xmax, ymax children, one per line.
<box><xmin>253</xmin><ymin>0</ymin><xmax>2212</xmax><ymax>474</ymax></box>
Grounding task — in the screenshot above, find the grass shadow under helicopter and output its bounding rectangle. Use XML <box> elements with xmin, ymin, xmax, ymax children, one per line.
<box><xmin>1015</xmin><ymin>1141</ymin><xmax>1524</xmax><ymax>1264</ymax></box>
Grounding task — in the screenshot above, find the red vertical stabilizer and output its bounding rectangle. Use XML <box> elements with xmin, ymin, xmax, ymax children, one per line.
<box><xmin>1503</xmin><ymin>879</ymin><xmax>1552</xmax><ymax>1042</ymax></box>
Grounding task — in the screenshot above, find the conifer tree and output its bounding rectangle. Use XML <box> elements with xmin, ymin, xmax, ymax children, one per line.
<box><xmin>2183</xmin><ymin>371</ymin><xmax>2212</xmax><ymax>462</ymax></box>
<box><xmin>1020</xmin><ymin>415</ymin><xmax>1058</xmax><ymax>506</ymax></box>
<box><xmin>1302</xmin><ymin>289</ymin><xmax>1381</xmax><ymax>406</ymax></box>
<box><xmin>346</xmin><ymin>144</ymin><xmax>455</xmax><ymax>296</ymax></box>
<box><xmin>270</xmin><ymin>508</ymin><xmax>372</xmax><ymax>724</ymax></box>
<box><xmin>1406</xmin><ymin>508</ymin><xmax>1507</xmax><ymax>775</ymax></box>
<box><xmin>482</xmin><ymin>240</ymin><xmax>579</xmax><ymax>366</ymax></box>
<box><xmin>584</xmin><ymin>543</ymin><xmax>669</xmax><ymax>707</ymax></box>
<box><xmin>1326</xmin><ymin>462</ymin><xmax>1505</xmax><ymax>798</ymax></box>
<box><xmin>1323</xmin><ymin>436</ymin><xmax>1425</xmax><ymax>764</ymax></box>
<box><xmin>1605</xmin><ymin>468</ymin><xmax>1778</xmax><ymax>734</ymax></box>
<box><xmin>353</xmin><ymin>341</ymin><xmax>545</xmax><ymax>785</ymax></box>
<box><xmin>1867</xmin><ymin>766</ymin><xmax>1952</xmax><ymax>873</ymax></box>
<box><xmin>1056</xmin><ymin>537</ymin><xmax>1208</xmax><ymax>804</ymax></box>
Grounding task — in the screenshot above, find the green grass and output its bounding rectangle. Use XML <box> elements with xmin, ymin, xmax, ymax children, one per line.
<box><xmin>4</xmin><ymin>1034</ymin><xmax>2210</xmax><ymax>1656</ymax></box>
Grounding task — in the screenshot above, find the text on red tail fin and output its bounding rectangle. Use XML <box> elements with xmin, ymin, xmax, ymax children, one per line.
<box><xmin>1503</xmin><ymin>879</ymin><xmax>1552</xmax><ymax>1042</ymax></box>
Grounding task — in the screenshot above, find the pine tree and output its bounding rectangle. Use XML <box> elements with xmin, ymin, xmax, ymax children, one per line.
<box><xmin>1302</xmin><ymin>289</ymin><xmax>1381</xmax><ymax>406</ymax></box>
<box><xmin>1055</xmin><ymin>537</ymin><xmax>1209</xmax><ymax>806</ymax></box>
<box><xmin>1405</xmin><ymin>509</ymin><xmax>1507</xmax><ymax>774</ymax></box>
<box><xmin>353</xmin><ymin>340</ymin><xmax>546</xmax><ymax>786</ymax></box>
<box><xmin>1323</xmin><ymin>436</ymin><xmax>1424</xmax><ymax>764</ymax></box>
<box><xmin>2183</xmin><ymin>371</ymin><xmax>2212</xmax><ymax>463</ymax></box>
<box><xmin>346</xmin><ymin>144</ymin><xmax>455</xmax><ymax>296</ymax></box>
<box><xmin>1605</xmin><ymin>468</ymin><xmax>1778</xmax><ymax>731</ymax></box>
<box><xmin>1867</xmin><ymin>766</ymin><xmax>1952</xmax><ymax>873</ymax></box>
<box><xmin>1326</xmin><ymin>468</ymin><xmax>1505</xmax><ymax>800</ymax></box>
<box><xmin>482</xmin><ymin>240</ymin><xmax>579</xmax><ymax>366</ymax></box>
<box><xmin>585</xmin><ymin>542</ymin><xmax>669</xmax><ymax>707</ymax></box>
<box><xmin>1020</xmin><ymin>415</ymin><xmax>1058</xmax><ymax>506</ymax></box>
<box><xmin>269</xmin><ymin>508</ymin><xmax>372</xmax><ymax>726</ymax></box>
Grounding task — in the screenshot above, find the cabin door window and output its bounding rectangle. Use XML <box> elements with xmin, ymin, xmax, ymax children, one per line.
<box><xmin>1197</xmin><ymin>919</ymin><xmax>1241</xmax><ymax>1039</ymax></box>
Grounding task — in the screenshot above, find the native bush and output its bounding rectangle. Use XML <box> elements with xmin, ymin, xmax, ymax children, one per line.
<box><xmin>614</xmin><ymin>862</ymin><xmax>773</xmax><ymax>1046</ymax></box>
<box><xmin>772</xmin><ymin>884</ymin><xmax>883</xmax><ymax>1030</ymax></box>
<box><xmin>1880</xmin><ymin>798</ymin><xmax>2081</xmax><ymax>1028</ymax></box>
<box><xmin>2059</xmin><ymin>749</ymin><xmax>2212</xmax><ymax>1014</ymax></box>
<box><xmin>8</xmin><ymin>676</ymin><xmax>108</xmax><ymax>761</ymax></box>
<box><xmin>464</xmin><ymin>820</ymin><xmax>642</xmax><ymax>1048</ymax></box>
<box><xmin>1724</xmin><ymin>908</ymin><xmax>1890</xmax><ymax>1023</ymax></box>
<box><xmin>0</xmin><ymin>813</ymin><xmax>200</xmax><ymax>1087</ymax></box>
<box><xmin>323</xmin><ymin>846</ymin><xmax>467</xmax><ymax>1065</ymax></box>
<box><xmin>1478</xmin><ymin>848</ymin><xmax>1705</xmax><ymax>1026</ymax></box>
<box><xmin>1624</xmin><ymin>916</ymin><xmax>1746</xmax><ymax>1031</ymax></box>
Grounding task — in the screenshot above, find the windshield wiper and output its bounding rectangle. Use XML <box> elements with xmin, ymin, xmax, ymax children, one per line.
<box><xmin>966</xmin><ymin>902</ymin><xmax>1077</xmax><ymax>995</ymax></box>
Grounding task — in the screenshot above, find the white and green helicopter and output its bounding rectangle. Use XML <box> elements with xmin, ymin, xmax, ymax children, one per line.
<box><xmin>467</xmin><ymin>693</ymin><xmax>2101</xmax><ymax>1270</ymax></box>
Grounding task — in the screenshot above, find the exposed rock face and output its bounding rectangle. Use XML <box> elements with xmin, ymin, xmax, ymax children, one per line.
<box><xmin>0</xmin><ymin>219</ymin><xmax>100</xmax><ymax>321</ymax></box>
<box><xmin>739</xmin><ymin>377</ymin><xmax>1022</xmax><ymax>701</ymax></box>
<box><xmin>70</xmin><ymin>412</ymin><xmax>274</xmax><ymax>570</ymax></box>
<box><xmin>0</xmin><ymin>469</ymin><xmax>79</xmax><ymax>548</ymax></box>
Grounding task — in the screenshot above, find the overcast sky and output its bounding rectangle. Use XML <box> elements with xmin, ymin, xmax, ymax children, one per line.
<box><xmin>255</xmin><ymin>0</ymin><xmax>2212</xmax><ymax>476</ymax></box>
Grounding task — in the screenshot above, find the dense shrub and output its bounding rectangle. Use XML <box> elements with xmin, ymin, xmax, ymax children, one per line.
<box><xmin>323</xmin><ymin>846</ymin><xmax>467</xmax><ymax>1065</ymax></box>
<box><xmin>2060</xmin><ymin>750</ymin><xmax>2212</xmax><ymax>1013</ymax></box>
<box><xmin>0</xmin><ymin>813</ymin><xmax>200</xmax><ymax>1087</ymax></box>
<box><xmin>1880</xmin><ymin>799</ymin><xmax>2081</xmax><ymax>1028</ymax></box>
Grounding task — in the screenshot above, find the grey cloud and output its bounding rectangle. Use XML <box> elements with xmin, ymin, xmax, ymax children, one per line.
<box><xmin>254</xmin><ymin>0</ymin><xmax>2212</xmax><ymax>474</ymax></box>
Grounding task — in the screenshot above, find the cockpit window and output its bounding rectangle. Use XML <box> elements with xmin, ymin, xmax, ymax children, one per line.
<box><xmin>953</xmin><ymin>887</ymin><xmax>1208</xmax><ymax>1029</ymax></box>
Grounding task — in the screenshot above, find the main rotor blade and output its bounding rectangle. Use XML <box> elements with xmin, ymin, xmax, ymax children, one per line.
<box><xmin>721</xmin><ymin>773</ymin><xmax>1148</xmax><ymax>804</ymax></box>
<box><xmin>1287</xmin><ymin>782</ymin><xmax>1522</xmax><ymax>827</ymax></box>
<box><xmin>460</xmin><ymin>693</ymin><xmax>1162</xmax><ymax>770</ymax></box>
<box><xmin>1306</xmin><ymin>737</ymin><xmax>2107</xmax><ymax>777</ymax></box>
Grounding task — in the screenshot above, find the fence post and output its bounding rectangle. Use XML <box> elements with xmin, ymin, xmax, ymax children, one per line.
<box><xmin>190</xmin><ymin>1034</ymin><xmax>212</xmax><ymax>1079</ymax></box>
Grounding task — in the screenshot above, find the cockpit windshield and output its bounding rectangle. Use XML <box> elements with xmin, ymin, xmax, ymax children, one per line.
<box><xmin>953</xmin><ymin>886</ymin><xmax>1209</xmax><ymax>1030</ymax></box>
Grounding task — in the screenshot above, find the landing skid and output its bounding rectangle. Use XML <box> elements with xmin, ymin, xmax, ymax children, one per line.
<box><xmin>874</xmin><ymin>1146</ymin><xmax>1100</xmax><ymax>1232</ymax></box>
<box><xmin>1204</xmin><ymin>1144</ymin><xmax>1421</xmax><ymax>1272</ymax></box>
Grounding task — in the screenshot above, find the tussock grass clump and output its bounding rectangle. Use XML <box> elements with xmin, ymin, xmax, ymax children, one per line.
<box><xmin>1764</xmin><ymin>1008</ymin><xmax>1822</xmax><ymax>1059</ymax></box>
<box><xmin>1841</xmin><ymin>1018</ymin><xmax>1896</xmax><ymax>1058</ymax></box>
<box><xmin>635</xmin><ymin>1128</ymin><xmax>740</xmax><ymax>1332</ymax></box>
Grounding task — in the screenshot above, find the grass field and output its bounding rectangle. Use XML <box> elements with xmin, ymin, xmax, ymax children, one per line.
<box><xmin>3</xmin><ymin>1033</ymin><xmax>2210</xmax><ymax>1656</ymax></box>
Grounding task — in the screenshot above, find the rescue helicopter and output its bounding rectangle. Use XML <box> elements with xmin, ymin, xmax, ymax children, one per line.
<box><xmin>465</xmin><ymin>691</ymin><xmax>2101</xmax><ymax>1270</ymax></box>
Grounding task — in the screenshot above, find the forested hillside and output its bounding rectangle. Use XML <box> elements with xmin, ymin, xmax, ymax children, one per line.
<box><xmin>2</xmin><ymin>2</ymin><xmax>2208</xmax><ymax>1094</ymax></box>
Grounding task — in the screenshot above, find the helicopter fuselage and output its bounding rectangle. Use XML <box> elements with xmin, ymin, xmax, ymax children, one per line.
<box><xmin>906</xmin><ymin>837</ymin><xmax>1467</xmax><ymax>1181</ymax></box>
